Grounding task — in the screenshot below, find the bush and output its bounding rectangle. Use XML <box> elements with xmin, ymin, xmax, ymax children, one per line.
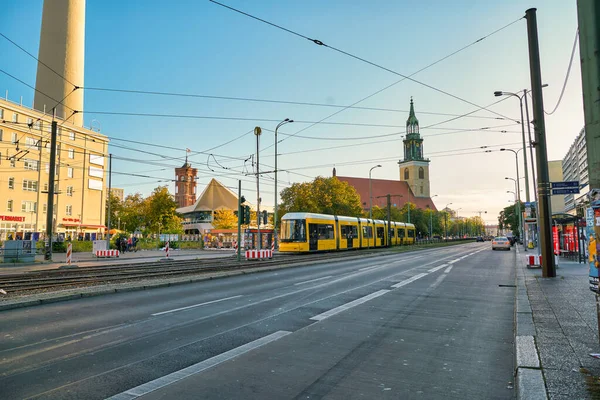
<box><xmin>71</xmin><ymin>241</ymin><xmax>93</xmax><ymax>252</ymax></box>
<box><xmin>177</xmin><ymin>241</ymin><xmax>203</xmax><ymax>250</ymax></box>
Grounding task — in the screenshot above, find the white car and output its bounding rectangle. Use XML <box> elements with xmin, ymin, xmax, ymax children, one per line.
<box><xmin>492</xmin><ymin>237</ymin><xmax>511</xmax><ymax>250</ymax></box>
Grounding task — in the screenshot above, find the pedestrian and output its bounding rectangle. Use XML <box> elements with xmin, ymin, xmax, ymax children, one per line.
<box><xmin>127</xmin><ymin>237</ymin><xmax>132</xmax><ymax>252</ymax></box>
<box><xmin>132</xmin><ymin>236</ymin><xmax>138</xmax><ymax>252</ymax></box>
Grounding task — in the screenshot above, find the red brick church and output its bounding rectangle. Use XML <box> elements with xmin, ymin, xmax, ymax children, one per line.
<box><xmin>334</xmin><ymin>98</ymin><xmax>437</xmax><ymax>213</ymax></box>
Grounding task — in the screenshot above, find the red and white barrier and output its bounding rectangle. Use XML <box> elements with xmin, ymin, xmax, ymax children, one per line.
<box><xmin>165</xmin><ymin>241</ymin><xmax>170</xmax><ymax>258</ymax></box>
<box><xmin>271</xmin><ymin>240</ymin><xmax>275</xmax><ymax>252</ymax></box>
<box><xmin>66</xmin><ymin>243</ymin><xmax>72</xmax><ymax>265</ymax></box>
<box><xmin>526</xmin><ymin>255</ymin><xmax>542</xmax><ymax>266</ymax></box>
<box><xmin>233</xmin><ymin>240</ymin><xmax>238</xmax><ymax>251</ymax></box>
<box><xmin>96</xmin><ymin>250</ymin><xmax>120</xmax><ymax>258</ymax></box>
<box><xmin>245</xmin><ymin>249</ymin><xmax>273</xmax><ymax>259</ymax></box>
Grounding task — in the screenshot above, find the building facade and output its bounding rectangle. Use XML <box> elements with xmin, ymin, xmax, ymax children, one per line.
<box><xmin>548</xmin><ymin>160</ymin><xmax>566</xmax><ymax>214</ymax></box>
<box><xmin>398</xmin><ymin>98</ymin><xmax>431</xmax><ymax>198</ymax></box>
<box><xmin>0</xmin><ymin>97</ymin><xmax>109</xmax><ymax>241</ymax></box>
<box><xmin>562</xmin><ymin>127</ymin><xmax>589</xmax><ymax>214</ymax></box>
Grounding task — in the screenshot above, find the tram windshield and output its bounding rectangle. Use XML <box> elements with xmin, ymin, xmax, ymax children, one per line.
<box><xmin>280</xmin><ymin>219</ymin><xmax>306</xmax><ymax>242</ymax></box>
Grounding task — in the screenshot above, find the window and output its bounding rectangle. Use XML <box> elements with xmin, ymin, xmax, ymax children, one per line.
<box><xmin>407</xmin><ymin>229</ymin><xmax>415</xmax><ymax>238</ymax></box>
<box><xmin>8</xmin><ymin>177</ymin><xmax>14</xmax><ymax>189</ymax></box>
<box><xmin>10</xmin><ymin>158</ymin><xmax>15</xmax><ymax>168</ymax></box>
<box><xmin>22</xmin><ymin>179</ymin><xmax>38</xmax><ymax>192</ymax></box>
<box><xmin>419</xmin><ymin>167</ymin><xmax>424</xmax><ymax>179</ymax></box>
<box><xmin>27</xmin><ymin>117</ymin><xmax>33</xmax><ymax>127</ymax></box>
<box><xmin>281</xmin><ymin>219</ymin><xmax>307</xmax><ymax>242</ymax></box>
<box><xmin>68</xmin><ymin>149</ymin><xmax>74</xmax><ymax>159</ymax></box>
<box><xmin>24</xmin><ymin>159</ymin><xmax>39</xmax><ymax>171</ymax></box>
<box><xmin>66</xmin><ymin>205</ymin><xmax>72</xmax><ymax>216</ymax></box>
<box><xmin>175</xmin><ymin>186</ymin><xmax>178</xmax><ymax>194</ymax></box>
<box><xmin>45</xmin><ymin>163</ymin><xmax>50</xmax><ymax>173</ymax></box>
<box><xmin>404</xmin><ymin>168</ymin><xmax>409</xmax><ymax>180</ymax></box>
<box><xmin>340</xmin><ymin>225</ymin><xmax>358</xmax><ymax>238</ymax></box>
<box><xmin>25</xmin><ymin>137</ymin><xmax>40</xmax><ymax>150</ymax></box>
<box><xmin>43</xmin><ymin>203</ymin><xmax>47</xmax><ymax>213</ymax></box>
<box><xmin>420</xmin><ymin>186</ymin><xmax>423</xmax><ymax>194</ymax></box>
<box><xmin>398</xmin><ymin>228</ymin><xmax>405</xmax><ymax>238</ymax></box>
<box><xmin>317</xmin><ymin>224</ymin><xmax>335</xmax><ymax>240</ymax></box>
<box><xmin>7</xmin><ymin>199</ymin><xmax>13</xmax><ymax>212</ymax></box>
<box><xmin>67</xmin><ymin>167</ymin><xmax>73</xmax><ymax>178</ymax></box>
<box><xmin>21</xmin><ymin>201</ymin><xmax>36</xmax><ymax>213</ymax></box>
<box><xmin>66</xmin><ymin>186</ymin><xmax>73</xmax><ymax>196</ymax></box>
<box><xmin>69</xmin><ymin>131</ymin><xmax>75</xmax><ymax>140</ymax></box>
<box><xmin>11</xmin><ymin>132</ymin><xmax>17</xmax><ymax>144</ymax></box>
<box><xmin>362</xmin><ymin>225</ymin><xmax>373</xmax><ymax>239</ymax></box>
<box><xmin>0</xmin><ymin>128</ymin><xmax>3</xmax><ymax>141</ymax></box>
<box><xmin>12</xmin><ymin>113</ymin><xmax>18</xmax><ymax>123</ymax></box>
<box><xmin>43</xmin><ymin>183</ymin><xmax>48</xmax><ymax>192</ymax></box>
<box><xmin>34</xmin><ymin>120</ymin><xmax>41</xmax><ymax>131</ymax></box>
<box><xmin>0</xmin><ymin>108</ymin><xmax>3</xmax><ymax>118</ymax></box>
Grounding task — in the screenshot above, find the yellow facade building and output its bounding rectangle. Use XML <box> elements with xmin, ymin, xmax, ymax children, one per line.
<box><xmin>0</xmin><ymin>97</ymin><xmax>109</xmax><ymax>241</ymax></box>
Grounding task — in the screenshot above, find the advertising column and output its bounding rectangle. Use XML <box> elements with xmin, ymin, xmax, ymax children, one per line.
<box><xmin>589</xmin><ymin>190</ymin><xmax>600</xmax><ymax>292</ymax></box>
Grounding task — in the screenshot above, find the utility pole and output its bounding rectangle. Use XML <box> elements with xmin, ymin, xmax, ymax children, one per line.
<box><xmin>526</xmin><ymin>8</ymin><xmax>555</xmax><ymax>277</ymax></box>
<box><xmin>576</xmin><ymin>0</ymin><xmax>600</xmax><ymax>339</ymax></box>
<box><xmin>44</xmin><ymin>120</ymin><xmax>57</xmax><ymax>261</ymax></box>
<box><xmin>237</xmin><ymin>180</ymin><xmax>241</xmax><ymax>262</ymax></box>
<box><xmin>254</xmin><ymin>127</ymin><xmax>262</xmax><ymax>252</ymax></box>
<box><xmin>387</xmin><ymin>194</ymin><xmax>391</xmax><ymax>247</ymax></box>
<box><xmin>107</xmin><ymin>153</ymin><xmax>112</xmax><ymax>249</ymax></box>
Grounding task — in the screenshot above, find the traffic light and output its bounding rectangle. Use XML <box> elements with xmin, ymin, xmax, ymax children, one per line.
<box><xmin>242</xmin><ymin>205</ymin><xmax>251</xmax><ymax>225</ymax></box>
<box><xmin>240</xmin><ymin>195</ymin><xmax>246</xmax><ymax>204</ymax></box>
<box><xmin>262</xmin><ymin>210</ymin><xmax>268</xmax><ymax>225</ymax></box>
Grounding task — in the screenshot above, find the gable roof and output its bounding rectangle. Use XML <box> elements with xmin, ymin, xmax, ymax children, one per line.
<box><xmin>337</xmin><ymin>176</ymin><xmax>437</xmax><ymax>211</ymax></box>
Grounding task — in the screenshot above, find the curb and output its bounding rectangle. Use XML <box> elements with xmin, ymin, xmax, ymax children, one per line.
<box><xmin>514</xmin><ymin>246</ymin><xmax>548</xmax><ymax>400</ymax></box>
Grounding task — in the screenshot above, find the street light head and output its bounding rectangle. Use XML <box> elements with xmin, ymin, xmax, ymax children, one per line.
<box><xmin>494</xmin><ymin>91</ymin><xmax>503</xmax><ymax>97</ymax></box>
<box><xmin>500</xmin><ymin>148</ymin><xmax>507</xmax><ymax>151</ymax></box>
<box><xmin>288</xmin><ymin>119</ymin><xmax>294</xmax><ymax>123</ymax></box>
<box><xmin>484</xmin><ymin>150</ymin><xmax>492</xmax><ymax>153</ymax></box>
<box><xmin>505</xmin><ymin>177</ymin><xmax>510</xmax><ymax>180</ymax></box>
<box><xmin>542</xmin><ymin>83</ymin><xmax>548</xmax><ymax>88</ymax></box>
<box><xmin>376</xmin><ymin>164</ymin><xmax>382</xmax><ymax>168</ymax></box>
<box><xmin>284</xmin><ymin>118</ymin><xmax>290</xmax><ymax>122</ymax></box>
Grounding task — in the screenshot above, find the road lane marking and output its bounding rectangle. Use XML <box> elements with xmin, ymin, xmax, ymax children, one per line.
<box><xmin>151</xmin><ymin>295</ymin><xmax>243</xmax><ymax>316</ymax></box>
<box><xmin>359</xmin><ymin>265</ymin><xmax>381</xmax><ymax>271</ymax></box>
<box><xmin>310</xmin><ymin>289</ymin><xmax>390</xmax><ymax>321</ymax></box>
<box><xmin>107</xmin><ymin>330</ymin><xmax>291</xmax><ymax>400</ymax></box>
<box><xmin>428</xmin><ymin>264</ymin><xmax>448</xmax><ymax>273</ymax></box>
<box><xmin>444</xmin><ymin>266</ymin><xmax>453</xmax><ymax>273</ymax></box>
<box><xmin>447</xmin><ymin>259</ymin><xmax>460</xmax><ymax>264</ymax></box>
<box><xmin>294</xmin><ymin>275</ymin><xmax>333</xmax><ymax>285</ymax></box>
<box><xmin>391</xmin><ymin>273</ymin><xmax>429</xmax><ymax>288</ymax></box>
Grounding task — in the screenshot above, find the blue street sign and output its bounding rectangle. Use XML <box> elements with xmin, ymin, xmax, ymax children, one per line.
<box><xmin>552</xmin><ymin>187</ymin><xmax>580</xmax><ymax>195</ymax></box>
<box><xmin>551</xmin><ymin>181</ymin><xmax>579</xmax><ymax>188</ymax></box>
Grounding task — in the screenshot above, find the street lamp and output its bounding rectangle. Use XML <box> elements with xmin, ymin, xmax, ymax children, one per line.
<box><xmin>369</xmin><ymin>165</ymin><xmax>382</xmax><ymax>220</ymax></box>
<box><xmin>274</xmin><ymin>118</ymin><xmax>293</xmax><ymax>250</ymax></box>
<box><xmin>506</xmin><ymin>177</ymin><xmax>524</xmax><ymax>247</ymax></box>
<box><xmin>494</xmin><ymin>91</ymin><xmax>531</xmax><ymax>205</ymax></box>
<box><xmin>444</xmin><ymin>202</ymin><xmax>453</xmax><ymax>241</ymax></box>
<box><xmin>501</xmin><ymin>148</ymin><xmax>527</xmax><ymax>251</ymax></box>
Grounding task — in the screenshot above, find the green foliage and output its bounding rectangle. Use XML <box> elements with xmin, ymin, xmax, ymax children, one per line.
<box><xmin>213</xmin><ymin>209</ymin><xmax>238</xmax><ymax>229</ymax></box>
<box><xmin>144</xmin><ymin>186</ymin><xmax>183</xmax><ymax>234</ymax></box>
<box><xmin>498</xmin><ymin>202</ymin><xmax>523</xmax><ymax>237</ymax></box>
<box><xmin>279</xmin><ymin>176</ymin><xmax>363</xmax><ymax>220</ymax></box>
<box><xmin>70</xmin><ymin>241</ymin><xmax>93</xmax><ymax>252</ymax></box>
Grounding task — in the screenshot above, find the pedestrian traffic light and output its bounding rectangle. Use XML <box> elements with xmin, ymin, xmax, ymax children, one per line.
<box><xmin>243</xmin><ymin>205</ymin><xmax>251</xmax><ymax>225</ymax></box>
<box><xmin>240</xmin><ymin>195</ymin><xmax>246</xmax><ymax>204</ymax></box>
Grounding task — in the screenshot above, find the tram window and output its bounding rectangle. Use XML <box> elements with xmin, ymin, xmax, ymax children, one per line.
<box><xmin>407</xmin><ymin>230</ymin><xmax>415</xmax><ymax>238</ymax></box>
<box><xmin>362</xmin><ymin>226</ymin><xmax>372</xmax><ymax>238</ymax></box>
<box><xmin>376</xmin><ymin>227</ymin><xmax>384</xmax><ymax>238</ymax></box>
<box><xmin>389</xmin><ymin>228</ymin><xmax>395</xmax><ymax>238</ymax></box>
<box><xmin>398</xmin><ymin>228</ymin><xmax>405</xmax><ymax>238</ymax></box>
<box><xmin>349</xmin><ymin>226</ymin><xmax>357</xmax><ymax>237</ymax></box>
<box><xmin>318</xmin><ymin>224</ymin><xmax>334</xmax><ymax>240</ymax></box>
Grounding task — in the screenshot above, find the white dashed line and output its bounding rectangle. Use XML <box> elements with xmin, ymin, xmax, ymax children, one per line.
<box><xmin>151</xmin><ymin>295</ymin><xmax>243</xmax><ymax>316</ymax></box>
<box><xmin>310</xmin><ymin>289</ymin><xmax>391</xmax><ymax>321</ymax></box>
<box><xmin>391</xmin><ymin>273</ymin><xmax>429</xmax><ymax>288</ymax></box>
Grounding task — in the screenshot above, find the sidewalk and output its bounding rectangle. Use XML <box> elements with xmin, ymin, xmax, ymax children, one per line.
<box><xmin>0</xmin><ymin>249</ymin><xmax>235</xmax><ymax>275</ymax></box>
<box><xmin>516</xmin><ymin>248</ymin><xmax>600</xmax><ymax>399</ymax></box>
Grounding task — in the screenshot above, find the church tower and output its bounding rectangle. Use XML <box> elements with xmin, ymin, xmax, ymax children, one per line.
<box><xmin>398</xmin><ymin>98</ymin><xmax>431</xmax><ymax>198</ymax></box>
<box><xmin>175</xmin><ymin>157</ymin><xmax>198</xmax><ymax>208</ymax></box>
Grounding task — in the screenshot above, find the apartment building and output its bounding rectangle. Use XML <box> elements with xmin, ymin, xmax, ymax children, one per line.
<box><xmin>562</xmin><ymin>127</ymin><xmax>589</xmax><ymax>214</ymax></box>
<box><xmin>0</xmin><ymin>97</ymin><xmax>109</xmax><ymax>241</ymax></box>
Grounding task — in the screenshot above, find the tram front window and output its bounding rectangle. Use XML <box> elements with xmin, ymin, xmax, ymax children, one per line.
<box><xmin>281</xmin><ymin>219</ymin><xmax>306</xmax><ymax>242</ymax></box>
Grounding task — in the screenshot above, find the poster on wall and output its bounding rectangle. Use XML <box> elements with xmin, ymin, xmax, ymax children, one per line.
<box><xmin>589</xmin><ymin>189</ymin><xmax>600</xmax><ymax>293</ymax></box>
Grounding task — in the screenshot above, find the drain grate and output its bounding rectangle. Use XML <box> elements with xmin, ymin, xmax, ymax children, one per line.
<box><xmin>498</xmin><ymin>284</ymin><xmax>517</xmax><ymax>287</ymax></box>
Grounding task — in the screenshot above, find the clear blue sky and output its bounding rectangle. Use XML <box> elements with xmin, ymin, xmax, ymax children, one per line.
<box><xmin>0</xmin><ymin>0</ymin><xmax>583</xmax><ymax>223</ymax></box>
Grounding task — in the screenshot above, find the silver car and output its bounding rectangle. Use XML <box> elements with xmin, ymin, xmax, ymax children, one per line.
<box><xmin>492</xmin><ymin>237</ymin><xmax>511</xmax><ymax>250</ymax></box>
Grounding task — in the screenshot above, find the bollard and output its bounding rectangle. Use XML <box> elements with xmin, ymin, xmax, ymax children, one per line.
<box><xmin>165</xmin><ymin>241</ymin><xmax>170</xmax><ymax>258</ymax></box>
<box><xmin>66</xmin><ymin>243</ymin><xmax>72</xmax><ymax>265</ymax></box>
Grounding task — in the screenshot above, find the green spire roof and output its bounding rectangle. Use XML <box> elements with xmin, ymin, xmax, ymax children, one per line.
<box><xmin>406</xmin><ymin>97</ymin><xmax>419</xmax><ymax>128</ymax></box>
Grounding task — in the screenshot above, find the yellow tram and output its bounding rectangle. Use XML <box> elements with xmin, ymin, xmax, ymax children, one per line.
<box><xmin>279</xmin><ymin>212</ymin><xmax>416</xmax><ymax>253</ymax></box>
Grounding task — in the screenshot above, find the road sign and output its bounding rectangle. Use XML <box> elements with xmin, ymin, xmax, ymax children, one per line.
<box><xmin>551</xmin><ymin>181</ymin><xmax>579</xmax><ymax>188</ymax></box>
<box><xmin>524</xmin><ymin>218</ymin><xmax>537</xmax><ymax>224</ymax></box>
<box><xmin>552</xmin><ymin>188</ymin><xmax>580</xmax><ymax>195</ymax></box>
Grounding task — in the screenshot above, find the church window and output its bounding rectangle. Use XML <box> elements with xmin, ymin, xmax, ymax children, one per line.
<box><xmin>420</xmin><ymin>186</ymin><xmax>423</xmax><ymax>194</ymax></box>
<box><xmin>419</xmin><ymin>167</ymin><xmax>424</xmax><ymax>179</ymax></box>
<box><xmin>404</xmin><ymin>168</ymin><xmax>409</xmax><ymax>180</ymax></box>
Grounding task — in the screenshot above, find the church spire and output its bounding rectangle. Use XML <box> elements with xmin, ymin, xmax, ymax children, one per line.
<box><xmin>406</xmin><ymin>97</ymin><xmax>419</xmax><ymax>136</ymax></box>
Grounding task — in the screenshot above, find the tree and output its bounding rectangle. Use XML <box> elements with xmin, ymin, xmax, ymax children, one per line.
<box><xmin>119</xmin><ymin>193</ymin><xmax>146</xmax><ymax>233</ymax></box>
<box><xmin>105</xmin><ymin>192</ymin><xmax>123</xmax><ymax>229</ymax></box>
<box><xmin>213</xmin><ymin>209</ymin><xmax>238</xmax><ymax>229</ymax></box>
<box><xmin>144</xmin><ymin>186</ymin><xmax>182</xmax><ymax>234</ymax></box>
<box><xmin>278</xmin><ymin>176</ymin><xmax>363</xmax><ymax>220</ymax></box>
<box><xmin>498</xmin><ymin>202</ymin><xmax>523</xmax><ymax>238</ymax></box>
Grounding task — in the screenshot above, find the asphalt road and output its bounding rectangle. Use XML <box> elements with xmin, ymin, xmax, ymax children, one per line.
<box><xmin>0</xmin><ymin>242</ymin><xmax>516</xmax><ymax>399</ymax></box>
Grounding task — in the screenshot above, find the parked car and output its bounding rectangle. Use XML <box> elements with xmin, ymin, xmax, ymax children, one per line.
<box><xmin>492</xmin><ymin>237</ymin><xmax>511</xmax><ymax>250</ymax></box>
<box><xmin>476</xmin><ymin>236</ymin><xmax>484</xmax><ymax>242</ymax></box>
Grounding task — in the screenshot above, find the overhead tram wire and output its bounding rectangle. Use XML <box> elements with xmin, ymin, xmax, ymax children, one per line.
<box><xmin>545</xmin><ymin>28</ymin><xmax>579</xmax><ymax>115</ymax></box>
<box><xmin>209</xmin><ymin>0</ymin><xmax>521</xmax><ymax>123</ymax></box>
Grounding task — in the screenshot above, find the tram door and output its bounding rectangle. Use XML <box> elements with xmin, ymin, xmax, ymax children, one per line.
<box><xmin>309</xmin><ymin>223</ymin><xmax>319</xmax><ymax>251</ymax></box>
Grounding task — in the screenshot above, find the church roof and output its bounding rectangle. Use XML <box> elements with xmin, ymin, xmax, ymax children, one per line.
<box><xmin>177</xmin><ymin>178</ymin><xmax>239</xmax><ymax>214</ymax></box>
<box><xmin>336</xmin><ymin>176</ymin><xmax>437</xmax><ymax>211</ymax></box>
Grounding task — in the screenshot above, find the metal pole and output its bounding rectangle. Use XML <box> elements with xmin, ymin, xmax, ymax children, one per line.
<box><xmin>274</xmin><ymin>119</ymin><xmax>292</xmax><ymax>251</ymax></box>
<box><xmin>255</xmin><ymin>127</ymin><xmax>261</xmax><ymax>252</ymax></box>
<box><xmin>526</xmin><ymin>8</ymin><xmax>555</xmax><ymax>277</ymax></box>
<box><xmin>387</xmin><ymin>194</ymin><xmax>391</xmax><ymax>247</ymax></box>
<box><xmin>107</xmin><ymin>153</ymin><xmax>112</xmax><ymax>248</ymax></box>
<box><xmin>407</xmin><ymin>187</ymin><xmax>411</xmax><ymax>223</ymax></box>
<box><xmin>512</xmin><ymin>155</ymin><xmax>525</xmax><ymax>250</ymax></box>
<box><xmin>369</xmin><ymin>171</ymin><xmax>373</xmax><ymax>220</ymax></box>
<box><xmin>519</xmin><ymin>97</ymin><xmax>531</xmax><ymax>203</ymax></box>
<box><xmin>44</xmin><ymin>120</ymin><xmax>57</xmax><ymax>261</ymax></box>
<box><xmin>524</xmin><ymin>89</ymin><xmax>540</xmax><ymax>254</ymax></box>
<box><xmin>237</xmin><ymin>180</ymin><xmax>241</xmax><ymax>262</ymax></box>
<box><xmin>429</xmin><ymin>210</ymin><xmax>433</xmax><ymax>241</ymax></box>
